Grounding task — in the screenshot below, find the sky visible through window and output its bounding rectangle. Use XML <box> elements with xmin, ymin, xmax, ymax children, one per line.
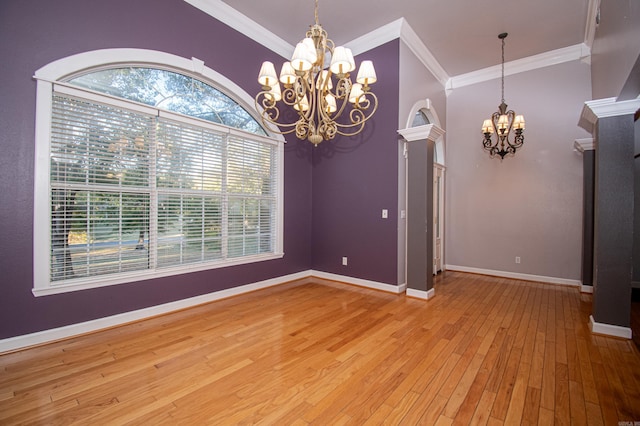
<box><xmin>68</xmin><ymin>67</ymin><xmax>266</xmax><ymax>135</ymax></box>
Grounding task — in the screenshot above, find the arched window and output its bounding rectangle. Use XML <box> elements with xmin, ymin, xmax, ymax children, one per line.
<box><xmin>406</xmin><ymin>99</ymin><xmax>445</xmax><ymax>165</ymax></box>
<box><xmin>411</xmin><ymin>110</ymin><xmax>431</xmax><ymax>127</ymax></box>
<box><xmin>67</xmin><ymin>67</ymin><xmax>267</xmax><ymax>135</ymax></box>
<box><xmin>33</xmin><ymin>49</ymin><xmax>284</xmax><ymax>296</ymax></box>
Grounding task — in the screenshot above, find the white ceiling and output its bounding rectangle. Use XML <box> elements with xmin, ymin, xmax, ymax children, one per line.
<box><xmin>217</xmin><ymin>0</ymin><xmax>592</xmax><ymax>77</ymax></box>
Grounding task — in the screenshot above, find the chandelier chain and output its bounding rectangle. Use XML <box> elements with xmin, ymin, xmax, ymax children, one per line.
<box><xmin>501</xmin><ymin>36</ymin><xmax>505</xmax><ymax>104</ymax></box>
<box><xmin>314</xmin><ymin>0</ymin><xmax>319</xmax><ymax>25</ymax></box>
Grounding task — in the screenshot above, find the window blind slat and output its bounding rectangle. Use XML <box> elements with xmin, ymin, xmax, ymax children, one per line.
<box><xmin>47</xmin><ymin>72</ymin><xmax>278</xmax><ymax>286</ymax></box>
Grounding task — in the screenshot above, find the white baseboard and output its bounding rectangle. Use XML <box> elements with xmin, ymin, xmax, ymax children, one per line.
<box><xmin>581</xmin><ymin>285</ymin><xmax>594</xmax><ymax>293</ymax></box>
<box><xmin>0</xmin><ymin>270</ymin><xmax>312</xmax><ymax>354</ymax></box>
<box><xmin>310</xmin><ymin>270</ymin><xmax>406</xmax><ymax>294</ymax></box>
<box><xmin>1</xmin><ymin>270</ymin><xmax>405</xmax><ymax>353</ymax></box>
<box><xmin>406</xmin><ymin>288</ymin><xmax>435</xmax><ymax>300</ymax></box>
<box><xmin>445</xmin><ymin>264</ymin><xmax>581</xmax><ymax>287</ymax></box>
<box><xmin>589</xmin><ymin>315</ymin><xmax>632</xmax><ymax>339</ymax></box>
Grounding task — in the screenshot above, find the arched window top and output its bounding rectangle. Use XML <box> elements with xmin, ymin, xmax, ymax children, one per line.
<box><xmin>411</xmin><ymin>110</ymin><xmax>431</xmax><ymax>127</ymax></box>
<box><xmin>403</xmin><ymin>98</ymin><xmax>445</xmax><ymax>165</ymax></box>
<box><xmin>67</xmin><ymin>67</ymin><xmax>266</xmax><ymax>135</ymax></box>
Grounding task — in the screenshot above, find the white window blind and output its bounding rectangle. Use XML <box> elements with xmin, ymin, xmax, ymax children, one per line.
<box><xmin>48</xmin><ymin>89</ymin><xmax>279</xmax><ymax>286</ymax></box>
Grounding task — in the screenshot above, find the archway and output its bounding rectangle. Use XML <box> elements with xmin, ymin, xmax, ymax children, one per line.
<box><xmin>398</xmin><ymin>99</ymin><xmax>445</xmax><ymax>299</ymax></box>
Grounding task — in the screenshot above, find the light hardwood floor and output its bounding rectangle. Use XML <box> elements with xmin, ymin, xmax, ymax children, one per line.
<box><xmin>1</xmin><ymin>271</ymin><xmax>640</xmax><ymax>425</ymax></box>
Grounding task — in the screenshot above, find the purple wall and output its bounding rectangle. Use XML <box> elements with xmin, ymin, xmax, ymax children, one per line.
<box><xmin>0</xmin><ymin>0</ymin><xmax>313</xmax><ymax>339</ymax></box>
<box><xmin>311</xmin><ymin>41</ymin><xmax>400</xmax><ymax>286</ymax></box>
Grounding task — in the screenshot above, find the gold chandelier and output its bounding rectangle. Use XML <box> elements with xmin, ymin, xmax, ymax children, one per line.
<box><xmin>481</xmin><ymin>33</ymin><xmax>525</xmax><ymax>159</ymax></box>
<box><xmin>255</xmin><ymin>0</ymin><xmax>378</xmax><ymax>146</ymax></box>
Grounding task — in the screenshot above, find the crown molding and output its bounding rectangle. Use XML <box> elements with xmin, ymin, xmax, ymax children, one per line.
<box><xmin>574</xmin><ymin>138</ymin><xmax>594</xmax><ymax>152</ymax></box>
<box><xmin>346</xmin><ymin>18</ymin><xmax>403</xmax><ymax>56</ymax></box>
<box><xmin>184</xmin><ymin>0</ymin><xmax>593</xmax><ymax>95</ymax></box>
<box><xmin>448</xmin><ymin>43</ymin><xmax>591</xmax><ymax>90</ymax></box>
<box><xmin>584</xmin><ymin>0</ymin><xmax>601</xmax><ymax>48</ymax></box>
<box><xmin>398</xmin><ymin>123</ymin><xmax>445</xmax><ymax>142</ymax></box>
<box><xmin>184</xmin><ymin>0</ymin><xmax>293</xmax><ymax>59</ymax></box>
<box><xmin>399</xmin><ymin>19</ymin><xmax>450</xmax><ymax>88</ymax></box>
<box><xmin>579</xmin><ymin>96</ymin><xmax>640</xmax><ymax>132</ymax></box>
<box><xmin>346</xmin><ymin>18</ymin><xmax>450</xmax><ymax>89</ymax></box>
<box><xmin>582</xmin><ymin>96</ymin><xmax>640</xmax><ymax>122</ymax></box>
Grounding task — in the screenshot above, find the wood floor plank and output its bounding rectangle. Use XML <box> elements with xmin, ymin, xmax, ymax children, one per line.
<box><xmin>1</xmin><ymin>271</ymin><xmax>640</xmax><ymax>425</ymax></box>
<box><xmin>538</xmin><ymin>406</ymin><xmax>555</xmax><ymax>426</ymax></box>
<box><xmin>540</xmin><ymin>340</ymin><xmax>556</xmax><ymax>411</ymax></box>
<box><xmin>569</xmin><ymin>379</ymin><xmax>587</xmax><ymax>425</ymax></box>
<box><xmin>468</xmin><ymin>390</ymin><xmax>497</xmax><ymax>426</ymax></box>
<box><xmin>554</xmin><ymin>362</ymin><xmax>571</xmax><ymax>426</ymax></box>
<box><xmin>520</xmin><ymin>386</ymin><xmax>541</xmax><ymax>425</ymax></box>
<box><xmin>584</xmin><ymin>401</ymin><xmax>604</xmax><ymax>426</ymax></box>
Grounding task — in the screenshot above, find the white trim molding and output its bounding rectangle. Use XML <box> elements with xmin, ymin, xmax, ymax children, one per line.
<box><xmin>398</xmin><ymin>123</ymin><xmax>445</xmax><ymax>143</ymax></box>
<box><xmin>445</xmin><ymin>264</ymin><xmax>582</xmax><ymax>287</ymax></box>
<box><xmin>1</xmin><ymin>270</ymin><xmax>406</xmax><ymax>353</ymax></box>
<box><xmin>581</xmin><ymin>285</ymin><xmax>594</xmax><ymax>294</ymax></box>
<box><xmin>584</xmin><ymin>0</ymin><xmax>601</xmax><ymax>49</ymax></box>
<box><xmin>574</xmin><ymin>137</ymin><xmax>595</xmax><ymax>152</ymax></box>
<box><xmin>183</xmin><ymin>0</ymin><xmax>293</xmax><ymax>59</ymax></box>
<box><xmin>1</xmin><ymin>271</ymin><xmax>312</xmax><ymax>354</ymax></box>
<box><xmin>310</xmin><ymin>270</ymin><xmax>406</xmax><ymax>294</ymax></box>
<box><xmin>343</xmin><ymin>18</ymin><xmax>450</xmax><ymax>89</ymax></box>
<box><xmin>33</xmin><ymin>48</ymin><xmax>262</xmax><ymax>117</ymax></box>
<box><xmin>398</xmin><ymin>19</ymin><xmax>449</xmax><ymax>88</ymax></box>
<box><xmin>346</xmin><ymin>19</ymin><xmax>402</xmax><ymax>57</ymax></box>
<box><xmin>32</xmin><ymin>48</ymin><xmax>286</xmax><ymax>297</ymax></box>
<box><xmin>405</xmin><ymin>98</ymin><xmax>443</xmax><ymax>129</ymax></box>
<box><xmin>182</xmin><ymin>1</ymin><xmax>595</xmax><ymax>96</ymax></box>
<box><xmin>406</xmin><ymin>288</ymin><xmax>435</xmax><ymax>300</ymax></box>
<box><xmin>580</xmin><ymin>97</ymin><xmax>640</xmax><ymax>131</ymax></box>
<box><xmin>448</xmin><ymin>43</ymin><xmax>591</xmax><ymax>91</ymax></box>
<box><xmin>589</xmin><ymin>315</ymin><xmax>632</xmax><ymax>339</ymax></box>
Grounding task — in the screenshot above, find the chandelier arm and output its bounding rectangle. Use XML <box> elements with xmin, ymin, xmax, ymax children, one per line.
<box><xmin>254</xmin><ymin>0</ymin><xmax>379</xmax><ymax>145</ymax></box>
<box><xmin>326</xmin><ymin>78</ymin><xmax>352</xmax><ymax>119</ymax></box>
<box><xmin>499</xmin><ymin>109</ymin><xmax>524</xmax><ymax>152</ymax></box>
<box><xmin>333</xmin><ymin>93</ymin><xmax>379</xmax><ymax>134</ymax></box>
<box><xmin>260</xmin><ymin>120</ymin><xmax>298</xmax><ymax>135</ymax></box>
<box><xmin>256</xmin><ymin>88</ymin><xmax>304</xmax><ymax>131</ymax></box>
<box><xmin>256</xmin><ymin>92</ymin><xmax>281</xmax><ymax>122</ymax></box>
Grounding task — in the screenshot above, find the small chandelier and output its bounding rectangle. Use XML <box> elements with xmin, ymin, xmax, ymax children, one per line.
<box><xmin>481</xmin><ymin>33</ymin><xmax>525</xmax><ymax>159</ymax></box>
<box><xmin>255</xmin><ymin>0</ymin><xmax>378</xmax><ymax>146</ymax></box>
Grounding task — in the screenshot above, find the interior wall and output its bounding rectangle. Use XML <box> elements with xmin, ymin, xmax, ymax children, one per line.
<box><xmin>398</xmin><ymin>44</ymin><xmax>447</xmax><ymax>130</ymax></box>
<box><xmin>0</xmin><ymin>0</ymin><xmax>313</xmax><ymax>340</ymax></box>
<box><xmin>445</xmin><ymin>59</ymin><xmax>592</xmax><ymax>281</ymax></box>
<box><xmin>310</xmin><ymin>40</ymin><xmax>401</xmax><ymax>286</ymax></box>
<box><xmin>397</xmin><ymin>41</ymin><xmax>447</xmax><ymax>285</ymax></box>
<box><xmin>590</xmin><ymin>0</ymin><xmax>640</xmax><ymax>99</ymax></box>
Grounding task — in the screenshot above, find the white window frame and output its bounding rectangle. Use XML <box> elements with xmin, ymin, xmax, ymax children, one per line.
<box><xmin>33</xmin><ymin>49</ymin><xmax>285</xmax><ymax>296</ymax></box>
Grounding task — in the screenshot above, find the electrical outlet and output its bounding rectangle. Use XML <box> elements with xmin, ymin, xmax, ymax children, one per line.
<box><xmin>342</xmin><ymin>257</ymin><xmax>348</xmax><ymax>266</ymax></box>
<box><xmin>382</xmin><ymin>209</ymin><xmax>388</xmax><ymax>219</ymax></box>
<box><xmin>515</xmin><ymin>256</ymin><xmax>521</xmax><ymax>264</ymax></box>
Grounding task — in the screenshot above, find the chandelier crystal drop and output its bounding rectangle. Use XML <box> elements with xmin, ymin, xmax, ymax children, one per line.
<box><xmin>255</xmin><ymin>0</ymin><xmax>378</xmax><ymax>146</ymax></box>
<box><xmin>481</xmin><ymin>33</ymin><xmax>525</xmax><ymax>159</ymax></box>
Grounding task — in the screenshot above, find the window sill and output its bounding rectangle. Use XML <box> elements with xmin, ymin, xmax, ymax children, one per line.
<box><xmin>32</xmin><ymin>252</ymin><xmax>285</xmax><ymax>297</ymax></box>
